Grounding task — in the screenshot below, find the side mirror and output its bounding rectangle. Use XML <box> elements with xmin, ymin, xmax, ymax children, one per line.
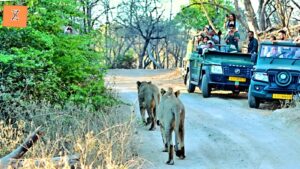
<box><xmin>251</xmin><ymin>53</ymin><xmax>257</xmax><ymax>64</ymax></box>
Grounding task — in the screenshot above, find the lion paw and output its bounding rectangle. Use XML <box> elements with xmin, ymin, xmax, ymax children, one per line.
<box><xmin>175</xmin><ymin>149</ymin><xmax>185</xmax><ymax>159</ymax></box>
<box><xmin>148</xmin><ymin>126</ymin><xmax>156</xmax><ymax>131</ymax></box>
<box><xmin>146</xmin><ymin>117</ymin><xmax>151</xmax><ymax>125</ymax></box>
<box><xmin>166</xmin><ymin>160</ymin><xmax>174</xmax><ymax>165</ymax></box>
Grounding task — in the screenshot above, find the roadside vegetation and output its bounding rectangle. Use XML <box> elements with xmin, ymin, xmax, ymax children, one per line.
<box><xmin>0</xmin><ymin>0</ymin><xmax>138</xmax><ymax>168</ymax></box>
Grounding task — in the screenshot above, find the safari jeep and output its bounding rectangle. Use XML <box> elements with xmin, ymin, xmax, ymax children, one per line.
<box><xmin>184</xmin><ymin>47</ymin><xmax>253</xmax><ymax>98</ymax></box>
<box><xmin>248</xmin><ymin>41</ymin><xmax>300</xmax><ymax>108</ymax></box>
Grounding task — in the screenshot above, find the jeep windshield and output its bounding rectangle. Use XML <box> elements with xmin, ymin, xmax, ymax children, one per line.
<box><xmin>259</xmin><ymin>45</ymin><xmax>300</xmax><ymax>59</ymax></box>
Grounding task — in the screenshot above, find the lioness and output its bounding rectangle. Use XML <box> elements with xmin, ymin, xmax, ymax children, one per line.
<box><xmin>137</xmin><ymin>81</ymin><xmax>160</xmax><ymax>130</ymax></box>
<box><xmin>157</xmin><ymin>88</ymin><xmax>185</xmax><ymax>165</ymax></box>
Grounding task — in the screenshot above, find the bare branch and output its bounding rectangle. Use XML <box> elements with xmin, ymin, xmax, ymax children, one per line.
<box><xmin>265</xmin><ymin>8</ymin><xmax>277</xmax><ymax>21</ymax></box>
<box><xmin>199</xmin><ymin>0</ymin><xmax>217</xmax><ymax>32</ymax></box>
<box><xmin>291</xmin><ymin>0</ymin><xmax>300</xmax><ymax>10</ymax></box>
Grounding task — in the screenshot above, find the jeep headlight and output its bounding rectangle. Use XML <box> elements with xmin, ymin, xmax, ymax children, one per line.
<box><xmin>211</xmin><ymin>65</ymin><xmax>223</xmax><ymax>74</ymax></box>
<box><xmin>253</xmin><ymin>72</ymin><xmax>269</xmax><ymax>82</ymax></box>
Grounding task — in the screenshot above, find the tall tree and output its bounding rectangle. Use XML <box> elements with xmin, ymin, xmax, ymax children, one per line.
<box><xmin>183</xmin><ymin>0</ymin><xmax>249</xmax><ymax>31</ymax></box>
<box><xmin>243</xmin><ymin>0</ymin><xmax>260</xmax><ymax>34</ymax></box>
<box><xmin>116</xmin><ymin>0</ymin><xmax>166</xmax><ymax>68</ymax></box>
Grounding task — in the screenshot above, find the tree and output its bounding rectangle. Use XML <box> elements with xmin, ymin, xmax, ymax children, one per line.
<box><xmin>116</xmin><ymin>0</ymin><xmax>166</xmax><ymax>69</ymax></box>
<box><xmin>243</xmin><ymin>0</ymin><xmax>260</xmax><ymax>34</ymax></box>
<box><xmin>0</xmin><ymin>0</ymin><xmax>108</xmax><ymax>109</ymax></box>
<box><xmin>79</xmin><ymin>0</ymin><xmax>101</xmax><ymax>33</ymax></box>
<box><xmin>182</xmin><ymin>0</ymin><xmax>247</xmax><ymax>31</ymax></box>
<box><xmin>181</xmin><ymin>0</ymin><xmax>299</xmax><ymax>38</ymax></box>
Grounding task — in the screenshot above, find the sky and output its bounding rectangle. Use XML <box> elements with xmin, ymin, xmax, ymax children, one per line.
<box><xmin>94</xmin><ymin>0</ymin><xmax>260</xmax><ymax>26</ymax></box>
<box><xmin>160</xmin><ymin>0</ymin><xmax>190</xmax><ymax>18</ymax></box>
<box><xmin>94</xmin><ymin>0</ymin><xmax>190</xmax><ymax>26</ymax></box>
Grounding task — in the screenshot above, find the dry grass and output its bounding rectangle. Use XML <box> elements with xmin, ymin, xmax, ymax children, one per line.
<box><xmin>0</xmin><ymin>99</ymin><xmax>142</xmax><ymax>169</ymax></box>
<box><xmin>0</xmin><ymin>120</ymin><xmax>25</xmax><ymax>156</ymax></box>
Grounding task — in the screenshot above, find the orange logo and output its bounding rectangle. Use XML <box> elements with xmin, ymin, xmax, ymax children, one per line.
<box><xmin>2</xmin><ymin>5</ymin><xmax>28</xmax><ymax>28</ymax></box>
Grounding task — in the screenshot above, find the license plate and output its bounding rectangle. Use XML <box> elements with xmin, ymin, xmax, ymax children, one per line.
<box><xmin>229</xmin><ymin>76</ymin><xmax>246</xmax><ymax>82</ymax></box>
<box><xmin>272</xmin><ymin>94</ymin><xmax>293</xmax><ymax>100</ymax></box>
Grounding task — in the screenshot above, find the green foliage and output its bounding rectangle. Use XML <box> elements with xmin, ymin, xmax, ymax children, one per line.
<box><xmin>0</xmin><ymin>0</ymin><xmax>114</xmax><ymax>109</ymax></box>
<box><xmin>175</xmin><ymin>6</ymin><xmax>208</xmax><ymax>30</ymax></box>
<box><xmin>113</xmin><ymin>50</ymin><xmax>136</xmax><ymax>69</ymax></box>
<box><xmin>175</xmin><ymin>0</ymin><xmax>234</xmax><ymax>31</ymax></box>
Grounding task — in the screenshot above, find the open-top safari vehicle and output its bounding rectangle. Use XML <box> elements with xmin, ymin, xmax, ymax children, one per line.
<box><xmin>248</xmin><ymin>41</ymin><xmax>300</xmax><ymax>108</ymax></box>
<box><xmin>183</xmin><ymin>39</ymin><xmax>254</xmax><ymax>98</ymax></box>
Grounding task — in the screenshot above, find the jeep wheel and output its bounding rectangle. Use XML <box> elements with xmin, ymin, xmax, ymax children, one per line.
<box><xmin>201</xmin><ymin>74</ymin><xmax>211</xmax><ymax>98</ymax></box>
<box><xmin>186</xmin><ymin>73</ymin><xmax>195</xmax><ymax>93</ymax></box>
<box><xmin>248</xmin><ymin>88</ymin><xmax>260</xmax><ymax>108</ymax></box>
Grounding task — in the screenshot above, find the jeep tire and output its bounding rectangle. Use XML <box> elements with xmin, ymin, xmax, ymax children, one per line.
<box><xmin>201</xmin><ymin>74</ymin><xmax>211</xmax><ymax>98</ymax></box>
<box><xmin>248</xmin><ymin>87</ymin><xmax>260</xmax><ymax>108</ymax></box>
<box><xmin>186</xmin><ymin>73</ymin><xmax>195</xmax><ymax>93</ymax></box>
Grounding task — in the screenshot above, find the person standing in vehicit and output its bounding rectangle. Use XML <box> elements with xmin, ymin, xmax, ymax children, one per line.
<box><xmin>247</xmin><ymin>31</ymin><xmax>258</xmax><ymax>54</ymax></box>
<box><xmin>224</xmin><ymin>13</ymin><xmax>239</xmax><ymax>32</ymax></box>
<box><xmin>198</xmin><ymin>36</ymin><xmax>210</xmax><ymax>49</ymax></box>
<box><xmin>225</xmin><ymin>24</ymin><xmax>240</xmax><ymax>51</ymax></box>
<box><xmin>210</xmin><ymin>29</ymin><xmax>220</xmax><ymax>45</ymax></box>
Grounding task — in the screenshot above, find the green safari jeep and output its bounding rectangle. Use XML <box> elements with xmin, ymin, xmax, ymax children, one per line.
<box><xmin>184</xmin><ymin>47</ymin><xmax>253</xmax><ymax>98</ymax></box>
<box><xmin>248</xmin><ymin>41</ymin><xmax>300</xmax><ymax>108</ymax></box>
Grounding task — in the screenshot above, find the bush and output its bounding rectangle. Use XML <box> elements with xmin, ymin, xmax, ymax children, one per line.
<box><xmin>0</xmin><ymin>0</ymin><xmax>138</xmax><ymax>168</ymax></box>
<box><xmin>114</xmin><ymin>53</ymin><xmax>137</xmax><ymax>69</ymax></box>
<box><xmin>0</xmin><ymin>0</ymin><xmax>115</xmax><ymax>109</ymax></box>
<box><xmin>0</xmin><ymin>101</ymin><xmax>140</xmax><ymax>168</ymax></box>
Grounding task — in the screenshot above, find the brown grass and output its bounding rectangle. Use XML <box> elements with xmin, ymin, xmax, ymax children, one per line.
<box><xmin>0</xmin><ymin>99</ymin><xmax>142</xmax><ymax>169</ymax></box>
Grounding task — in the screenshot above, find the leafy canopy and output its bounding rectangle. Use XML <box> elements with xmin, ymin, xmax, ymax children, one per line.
<box><xmin>0</xmin><ymin>0</ymin><xmax>113</xmax><ymax>108</ymax></box>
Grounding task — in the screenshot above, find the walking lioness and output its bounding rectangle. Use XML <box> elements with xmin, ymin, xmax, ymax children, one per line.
<box><xmin>157</xmin><ymin>87</ymin><xmax>185</xmax><ymax>165</ymax></box>
<box><xmin>137</xmin><ymin>81</ymin><xmax>160</xmax><ymax>130</ymax></box>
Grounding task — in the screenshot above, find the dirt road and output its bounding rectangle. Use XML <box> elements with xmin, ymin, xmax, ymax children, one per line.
<box><xmin>106</xmin><ymin>69</ymin><xmax>300</xmax><ymax>169</ymax></box>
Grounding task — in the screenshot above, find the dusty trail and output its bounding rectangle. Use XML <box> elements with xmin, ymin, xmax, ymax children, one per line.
<box><xmin>106</xmin><ymin>69</ymin><xmax>300</xmax><ymax>169</ymax></box>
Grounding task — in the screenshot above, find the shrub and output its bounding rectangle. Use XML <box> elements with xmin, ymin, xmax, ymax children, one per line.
<box><xmin>0</xmin><ymin>0</ymin><xmax>115</xmax><ymax>109</ymax></box>
<box><xmin>0</xmin><ymin>101</ymin><xmax>141</xmax><ymax>168</ymax></box>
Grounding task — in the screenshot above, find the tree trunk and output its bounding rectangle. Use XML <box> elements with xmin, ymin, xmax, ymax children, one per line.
<box><xmin>200</xmin><ymin>0</ymin><xmax>217</xmax><ymax>32</ymax></box>
<box><xmin>139</xmin><ymin>39</ymin><xmax>150</xmax><ymax>69</ymax></box>
<box><xmin>243</xmin><ymin>0</ymin><xmax>260</xmax><ymax>34</ymax></box>
<box><xmin>166</xmin><ymin>40</ymin><xmax>169</xmax><ymax>69</ymax></box>
<box><xmin>87</xmin><ymin>5</ymin><xmax>92</xmax><ymax>33</ymax></box>
<box><xmin>147</xmin><ymin>44</ymin><xmax>162</xmax><ymax>69</ymax></box>
<box><xmin>258</xmin><ymin>0</ymin><xmax>270</xmax><ymax>31</ymax></box>
<box><xmin>82</xmin><ymin>5</ymin><xmax>87</xmax><ymax>34</ymax></box>
<box><xmin>180</xmin><ymin>47</ymin><xmax>184</xmax><ymax>67</ymax></box>
<box><xmin>275</xmin><ymin>0</ymin><xmax>286</xmax><ymax>27</ymax></box>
